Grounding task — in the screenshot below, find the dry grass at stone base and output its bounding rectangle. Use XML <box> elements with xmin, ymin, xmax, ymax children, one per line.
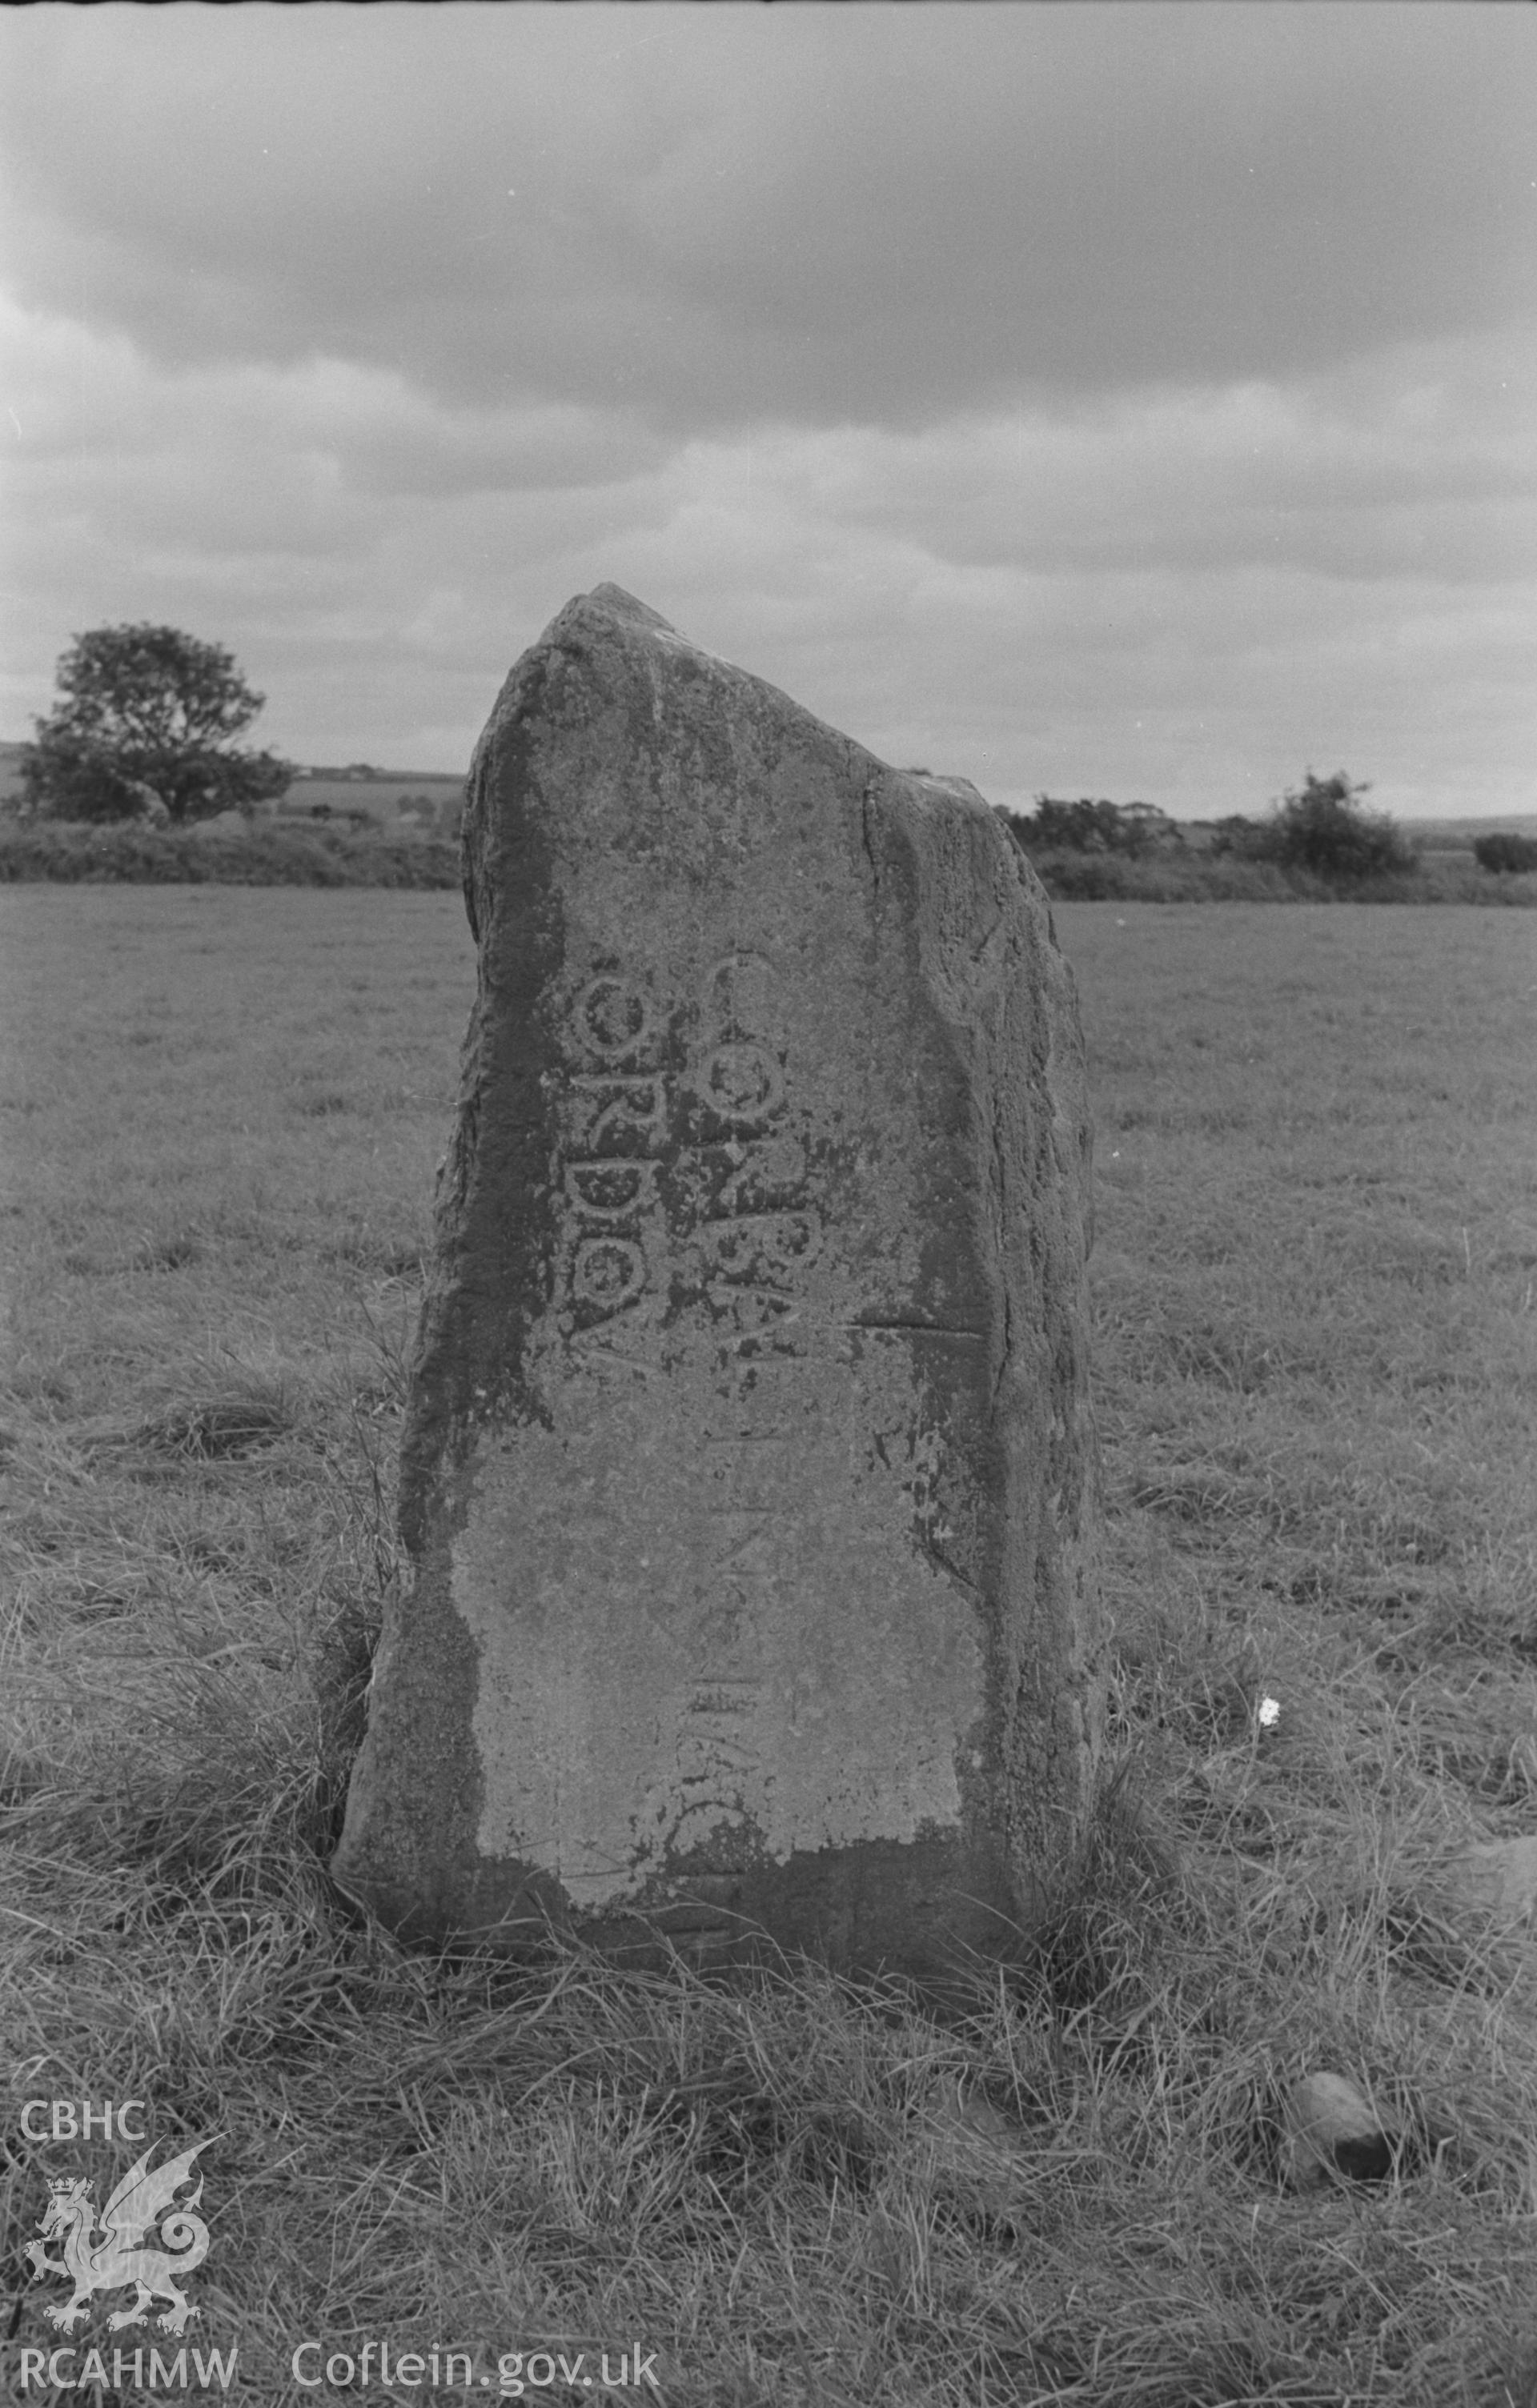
<box><xmin>2</xmin><ymin>890</ymin><xmax>1535</xmax><ymax>2407</ymax></box>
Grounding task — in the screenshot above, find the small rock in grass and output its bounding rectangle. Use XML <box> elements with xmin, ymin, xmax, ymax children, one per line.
<box><xmin>1284</xmin><ymin>2071</ymin><xmax>1395</xmax><ymax>2190</ymax></box>
<box><xmin>1453</xmin><ymin>1833</ymin><xmax>1537</xmax><ymax>1921</ymax></box>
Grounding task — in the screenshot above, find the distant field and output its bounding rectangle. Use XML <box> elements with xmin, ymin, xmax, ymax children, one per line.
<box><xmin>3</xmin><ymin>890</ymin><xmax>1535</xmax><ymax>2402</ymax></box>
<box><xmin>279</xmin><ymin>772</ymin><xmax>466</xmax><ymax>827</ymax></box>
<box><xmin>1403</xmin><ymin>815</ymin><xmax>1537</xmax><ymax>850</ymax></box>
<box><xmin>0</xmin><ymin>747</ymin><xmax>466</xmax><ymax>827</ymax></box>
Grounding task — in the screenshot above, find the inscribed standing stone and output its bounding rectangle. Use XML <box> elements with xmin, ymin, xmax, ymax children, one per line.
<box><xmin>333</xmin><ymin>584</ymin><xmax>1104</xmax><ymax>1987</ymax></box>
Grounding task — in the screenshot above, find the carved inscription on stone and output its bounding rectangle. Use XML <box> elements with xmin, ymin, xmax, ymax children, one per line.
<box><xmin>539</xmin><ymin>950</ymin><xmax>840</xmax><ymax>1872</ymax></box>
<box><xmin>555</xmin><ymin>973</ymin><xmax>668</xmax><ymax>1321</ymax></box>
<box><xmin>552</xmin><ymin>950</ymin><xmax>813</xmax><ymax>1335</ymax></box>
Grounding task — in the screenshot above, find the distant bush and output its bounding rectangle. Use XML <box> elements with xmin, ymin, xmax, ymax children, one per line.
<box><xmin>1198</xmin><ymin>773</ymin><xmax>1415</xmax><ymax>883</ymax></box>
<box><xmin>1005</xmin><ymin>797</ymin><xmax>1184</xmax><ymax>859</ymax></box>
<box><xmin>1473</xmin><ymin>832</ymin><xmax>1537</xmax><ymax>875</ymax></box>
<box><xmin>1266</xmin><ymin>770</ymin><xmax>1416</xmax><ymax>881</ymax></box>
<box><xmin>0</xmin><ymin>819</ymin><xmax>460</xmax><ymax>888</ymax></box>
<box><xmin>1206</xmin><ymin>814</ymin><xmax>1277</xmax><ymax>862</ymax></box>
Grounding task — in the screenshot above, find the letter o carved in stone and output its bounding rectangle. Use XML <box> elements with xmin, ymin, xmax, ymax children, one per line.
<box><xmin>696</xmin><ymin>1041</ymin><xmax>785</xmax><ymax>1128</ymax></box>
<box><xmin>572</xmin><ymin>1237</ymin><xmax>647</xmax><ymax>1311</ymax></box>
<box><xmin>570</xmin><ymin>978</ymin><xmax>654</xmax><ymax>1065</ymax></box>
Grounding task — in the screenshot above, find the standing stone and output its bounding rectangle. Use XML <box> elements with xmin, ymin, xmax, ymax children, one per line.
<box><xmin>333</xmin><ymin>584</ymin><xmax>1103</xmax><ymax>1989</ymax></box>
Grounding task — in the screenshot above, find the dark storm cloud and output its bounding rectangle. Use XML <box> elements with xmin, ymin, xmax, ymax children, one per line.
<box><xmin>2</xmin><ymin>6</ymin><xmax>1530</xmax><ymax>433</ymax></box>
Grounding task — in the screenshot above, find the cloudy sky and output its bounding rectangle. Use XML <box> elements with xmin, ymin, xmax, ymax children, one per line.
<box><xmin>2</xmin><ymin>6</ymin><xmax>1532</xmax><ymax>820</ymax></box>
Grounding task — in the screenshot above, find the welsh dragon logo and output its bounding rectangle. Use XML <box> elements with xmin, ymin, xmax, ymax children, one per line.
<box><xmin>23</xmin><ymin>2139</ymin><xmax>213</xmax><ymax>2336</ymax></box>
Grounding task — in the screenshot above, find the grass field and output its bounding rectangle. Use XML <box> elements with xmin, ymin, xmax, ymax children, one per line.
<box><xmin>2</xmin><ymin>890</ymin><xmax>1535</xmax><ymax>2406</ymax></box>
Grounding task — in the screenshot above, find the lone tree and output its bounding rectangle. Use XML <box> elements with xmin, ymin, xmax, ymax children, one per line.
<box><xmin>20</xmin><ymin>624</ymin><xmax>295</xmax><ymax>825</ymax></box>
<box><xmin>1267</xmin><ymin>769</ymin><xmax>1415</xmax><ymax>882</ymax></box>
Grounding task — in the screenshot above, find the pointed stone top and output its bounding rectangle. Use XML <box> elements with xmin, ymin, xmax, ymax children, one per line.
<box><xmin>582</xmin><ymin>583</ymin><xmax>676</xmax><ymax>631</ymax></box>
<box><xmin>536</xmin><ymin>583</ymin><xmax>727</xmax><ymax>675</ymax></box>
<box><xmin>907</xmin><ymin>771</ymin><xmax>993</xmax><ymax>815</ymax></box>
<box><xmin>547</xmin><ymin>584</ymin><xmax>680</xmax><ymax>643</ymax></box>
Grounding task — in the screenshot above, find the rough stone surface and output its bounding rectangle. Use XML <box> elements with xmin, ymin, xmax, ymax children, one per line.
<box><xmin>333</xmin><ymin>583</ymin><xmax>1104</xmax><ymax>1986</ymax></box>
